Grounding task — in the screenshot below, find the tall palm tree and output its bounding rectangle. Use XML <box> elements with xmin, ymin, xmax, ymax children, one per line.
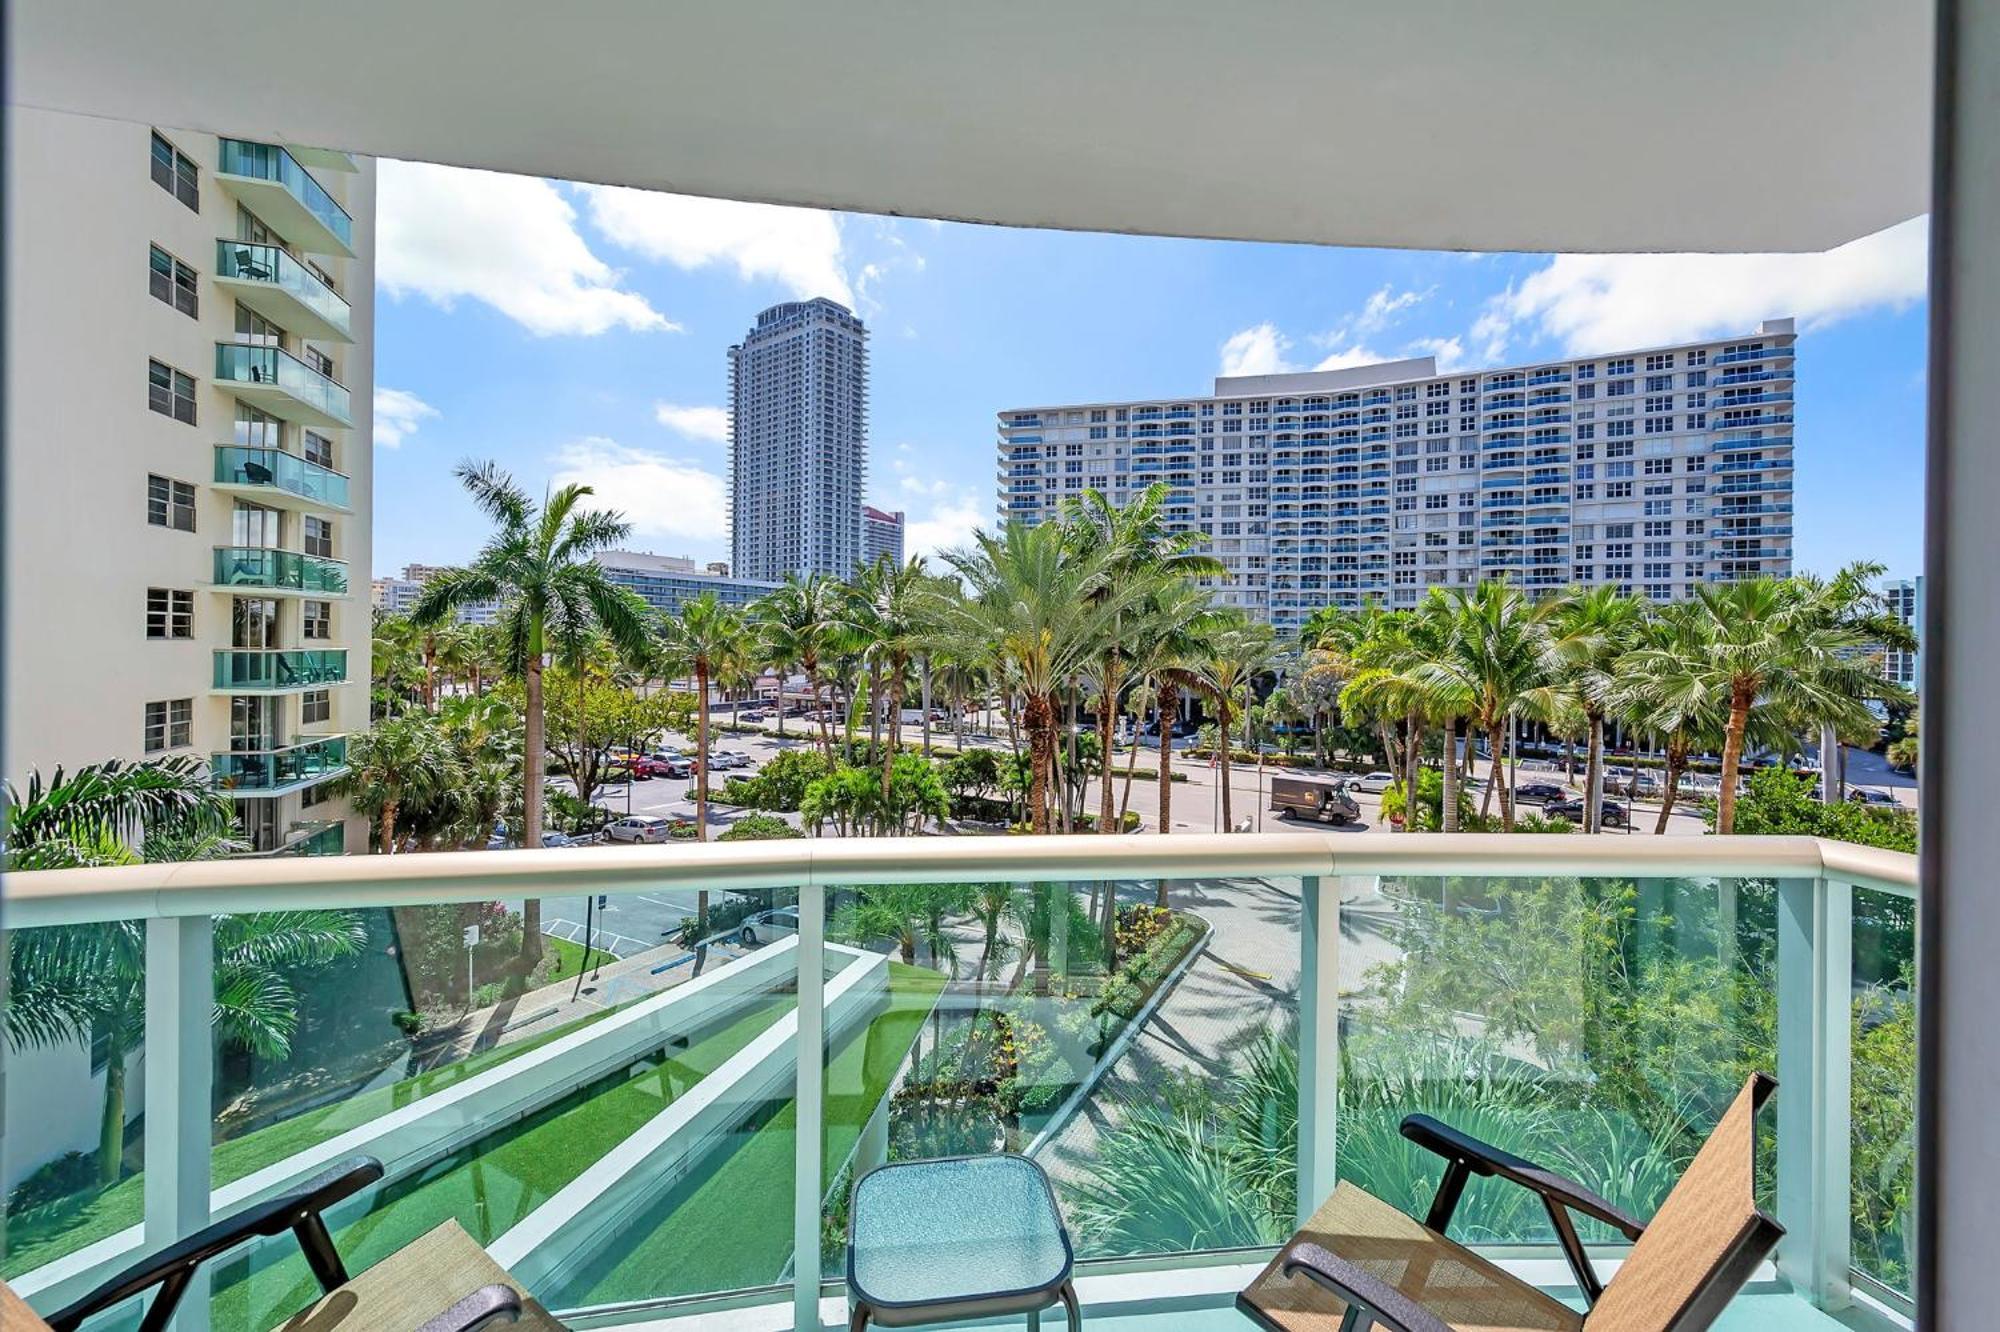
<box><xmin>1170</xmin><ymin>614</ymin><xmax>1276</xmax><ymax>833</ymax></box>
<box><xmin>1341</xmin><ymin>608</ymin><xmax>1445</xmax><ymax>832</ymax></box>
<box><xmin>1061</xmin><ymin>485</ymin><xmax>1225</xmax><ymax>836</ymax></box>
<box><xmin>1440</xmin><ymin>582</ymin><xmax>1555</xmax><ymax>831</ymax></box>
<box><xmin>850</xmin><ymin>556</ymin><xmax>935</xmax><ymax>798</ymax></box>
<box><xmin>1612</xmin><ymin>600</ymin><xmax>1735</xmax><ymax>833</ymax></box>
<box><xmin>1127</xmin><ymin>582</ymin><xmax>1224</xmax><ymax>849</ymax></box>
<box><xmin>657</xmin><ymin>593</ymin><xmax>747</xmax><ymax>929</ymax></box>
<box><xmin>751</xmin><ymin>573</ymin><xmax>848</xmax><ymax>758</ymax></box>
<box><xmin>338</xmin><ymin>711</ymin><xmax>465</xmax><ymax>852</ymax></box>
<box><xmin>1682</xmin><ymin>575</ymin><xmax>1895</xmax><ymax>834</ymax></box>
<box><xmin>1542</xmin><ymin>586</ymin><xmax>1647</xmax><ymax>832</ymax></box>
<box><xmin>1800</xmin><ymin>562</ymin><xmax>1916</xmax><ymax>802</ymax></box>
<box><xmin>940</xmin><ymin>522</ymin><xmax>1134</xmax><ymax>834</ymax></box>
<box><xmin>415</xmin><ymin>461</ymin><xmax>653</xmax><ymax>968</ymax></box>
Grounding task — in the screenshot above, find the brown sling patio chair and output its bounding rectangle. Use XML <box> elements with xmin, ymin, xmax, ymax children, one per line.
<box><xmin>1240</xmin><ymin>1073</ymin><xmax>1783</xmax><ymax>1332</ymax></box>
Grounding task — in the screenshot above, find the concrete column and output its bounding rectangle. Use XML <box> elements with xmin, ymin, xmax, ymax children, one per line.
<box><xmin>1296</xmin><ymin>875</ymin><xmax>1341</xmax><ymax>1225</ymax></box>
<box><xmin>145</xmin><ymin>915</ymin><xmax>214</xmax><ymax>1332</ymax></box>
<box><xmin>1921</xmin><ymin>2</ymin><xmax>2000</xmax><ymax>1322</ymax></box>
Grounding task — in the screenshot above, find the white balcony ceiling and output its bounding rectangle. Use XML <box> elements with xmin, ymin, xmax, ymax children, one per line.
<box><xmin>10</xmin><ymin>0</ymin><xmax>1929</xmax><ymax>253</ymax></box>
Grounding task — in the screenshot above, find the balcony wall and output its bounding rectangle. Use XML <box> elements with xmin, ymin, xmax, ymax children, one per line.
<box><xmin>1</xmin><ymin>835</ymin><xmax>1915</xmax><ymax>1331</ymax></box>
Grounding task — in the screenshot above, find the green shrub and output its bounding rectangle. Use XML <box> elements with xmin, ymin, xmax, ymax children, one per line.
<box><xmin>1710</xmin><ymin>767</ymin><xmax>1917</xmax><ymax>852</ymax></box>
<box><xmin>717</xmin><ymin>813</ymin><xmax>804</xmax><ymax>841</ymax></box>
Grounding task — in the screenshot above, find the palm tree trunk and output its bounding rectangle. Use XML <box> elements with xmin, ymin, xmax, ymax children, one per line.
<box><xmin>1403</xmin><ymin>709</ymin><xmax>1422</xmax><ymax>832</ymax></box>
<box><xmin>1440</xmin><ymin>718</ymin><xmax>1460</xmax><ymax>833</ymax></box>
<box><xmin>1098</xmin><ymin>658</ymin><xmax>1120</xmax><ymax>834</ymax></box>
<box><xmin>1490</xmin><ymin>722</ymin><xmax>1515</xmax><ymax>830</ymax></box>
<box><xmin>1656</xmin><ymin>741</ymin><xmax>1687</xmax><ymax>834</ymax></box>
<box><xmin>696</xmin><ymin>664</ymin><xmax>711</xmax><ymax>845</ymax></box>
<box><xmin>882</xmin><ymin>673</ymin><xmax>904</xmax><ymax>801</ymax></box>
<box><xmin>1219</xmin><ymin>703</ymin><xmax>1235</xmax><ymax>832</ymax></box>
<box><xmin>97</xmin><ymin>1031</ymin><xmax>128</xmax><ymax>1185</ymax></box>
<box><xmin>1585</xmin><ymin>712</ymin><xmax>1605</xmax><ymax>835</ymax></box>
<box><xmin>519</xmin><ymin>651</ymin><xmax>547</xmax><ymax>968</ymax></box>
<box><xmin>920</xmin><ymin>657</ymin><xmax>933</xmax><ymax>758</ymax></box>
<box><xmin>380</xmin><ymin>799</ymin><xmax>399</xmax><ymax>855</ymax></box>
<box><xmin>1119</xmin><ymin>706</ymin><xmax>1145</xmax><ymax>823</ymax></box>
<box><xmin>1157</xmin><ymin>684</ymin><xmax>1177</xmax><ymax>846</ymax></box>
<box><xmin>1025</xmin><ymin>691</ymin><xmax>1057</xmax><ymax>835</ymax></box>
<box><xmin>1820</xmin><ymin>720</ymin><xmax>1841</xmax><ymax>805</ymax></box>
<box><xmin>1717</xmin><ymin>683</ymin><xmax>1754</xmax><ymax>835</ymax></box>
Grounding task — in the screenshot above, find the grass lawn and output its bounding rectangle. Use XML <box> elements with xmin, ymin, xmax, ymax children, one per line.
<box><xmin>207</xmin><ymin>995</ymin><xmax>796</xmax><ymax>1332</ymax></box>
<box><xmin>551</xmin><ymin>961</ymin><xmax>947</xmax><ymax>1306</ymax></box>
<box><xmin>5</xmin><ymin>986</ymin><xmax>654</xmax><ymax>1277</ymax></box>
<box><xmin>544</xmin><ymin>935</ymin><xmax>619</xmax><ymax>982</ymax></box>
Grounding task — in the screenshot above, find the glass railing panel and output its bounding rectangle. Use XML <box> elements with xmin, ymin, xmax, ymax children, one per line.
<box><xmin>2</xmin><ymin>918</ymin><xmax>149</xmax><ymax>1281</ymax></box>
<box><xmin>213</xmin><ymin>241</ymin><xmax>351</xmax><ymax>338</ymax></box>
<box><xmin>212</xmin><ymin>547</ymin><xmax>350</xmax><ymax>596</ymax></box>
<box><xmin>817</xmin><ymin>875</ymin><xmax>1303</xmax><ymax>1294</ymax></box>
<box><xmin>203</xmin><ymin>884</ymin><xmax>808</xmax><ymax>1329</ymax></box>
<box><xmin>214</xmin><ymin>446</ymin><xmax>351</xmax><ymax>510</ymax></box>
<box><xmin>212</xmin><ymin>649</ymin><xmax>349</xmax><ymax>690</ymax></box>
<box><xmin>211</xmin><ymin>737</ymin><xmax>348</xmax><ymax>792</ymax></box>
<box><xmin>1338</xmin><ymin>873</ymin><xmax>1781</xmax><ymax>1243</ymax></box>
<box><xmin>214</xmin><ymin>345</ymin><xmax>352</xmax><ymax>426</ymax></box>
<box><xmin>1849</xmin><ymin>882</ymin><xmax>1917</xmax><ymax>1301</ymax></box>
<box><xmin>215</xmin><ymin>140</ymin><xmax>354</xmax><ymax>250</ymax></box>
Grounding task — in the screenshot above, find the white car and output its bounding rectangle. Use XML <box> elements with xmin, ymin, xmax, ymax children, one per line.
<box><xmin>713</xmin><ymin>750</ymin><xmax>754</xmax><ymax>769</ymax></box>
<box><xmin>737</xmin><ymin>907</ymin><xmax>798</xmax><ymax>946</ymax></box>
<box><xmin>604</xmin><ymin>815</ymin><xmax>674</xmax><ymax>844</ymax></box>
<box><xmin>1352</xmin><ymin>771</ymin><xmax>1397</xmax><ymax>794</ymax></box>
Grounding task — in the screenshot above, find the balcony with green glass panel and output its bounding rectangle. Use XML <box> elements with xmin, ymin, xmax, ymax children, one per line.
<box><xmin>211</xmin><ymin>736</ymin><xmax>349</xmax><ymax>797</ymax></box>
<box><xmin>214</xmin><ymin>344</ymin><xmax>351</xmax><ymax>429</ymax></box>
<box><xmin>214</xmin><ymin>446</ymin><xmax>352</xmax><ymax>514</ymax></box>
<box><xmin>211</xmin><ymin>546</ymin><xmax>350</xmax><ymax>597</ymax></box>
<box><xmin>212</xmin><ymin>648</ymin><xmax>348</xmax><ymax>693</ymax></box>
<box><xmin>214</xmin><ymin>139</ymin><xmax>355</xmax><ymax>257</ymax></box>
<box><xmin>214</xmin><ymin>240</ymin><xmax>353</xmax><ymax>343</ymax></box>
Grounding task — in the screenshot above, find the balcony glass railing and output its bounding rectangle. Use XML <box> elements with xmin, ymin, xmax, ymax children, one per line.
<box><xmin>214</xmin><ymin>446</ymin><xmax>351</xmax><ymax>509</ymax></box>
<box><xmin>0</xmin><ymin>838</ymin><xmax>1915</xmax><ymax>1330</ymax></box>
<box><xmin>211</xmin><ymin>736</ymin><xmax>349</xmax><ymax>792</ymax></box>
<box><xmin>212</xmin><ymin>648</ymin><xmax>348</xmax><ymax>690</ymax></box>
<box><xmin>216</xmin><ymin>139</ymin><xmax>355</xmax><ymax>250</ymax></box>
<box><xmin>212</xmin><ymin>546</ymin><xmax>350</xmax><ymax>595</ymax></box>
<box><xmin>214</xmin><ymin>344</ymin><xmax>353</xmax><ymax>426</ymax></box>
<box><xmin>1714</xmin><ymin>344</ymin><xmax>1797</xmax><ymax>365</ymax></box>
<box><xmin>214</xmin><ymin>241</ymin><xmax>352</xmax><ymax>339</ymax></box>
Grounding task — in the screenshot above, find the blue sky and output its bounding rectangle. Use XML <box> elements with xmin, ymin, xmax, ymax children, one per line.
<box><xmin>371</xmin><ymin>160</ymin><xmax>1930</xmax><ymax>584</ymax></box>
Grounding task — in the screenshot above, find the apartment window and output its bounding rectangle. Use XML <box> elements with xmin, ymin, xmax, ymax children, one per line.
<box><xmin>1645</xmin><ymin>395</ymin><xmax>1674</xmax><ymax>414</ymax></box>
<box><xmin>1645</xmin><ymin>417</ymin><xmax>1674</xmax><ymax>434</ymax></box>
<box><xmin>303</xmin><ymin>516</ymin><xmax>334</xmax><ymax>558</ymax></box>
<box><xmin>149</xmin><ymin>359</ymin><xmax>197</xmax><ymax>424</ymax></box>
<box><xmin>1687</xmin><ymin>349</ymin><xmax>1709</xmax><ymax>367</ymax></box>
<box><xmin>1607</xmin><ymin>379</ymin><xmax>1634</xmax><ymax>397</ymax></box>
<box><xmin>303</xmin><ymin>431</ymin><xmax>335</xmax><ymax>469</ymax></box>
<box><xmin>304</xmin><ymin>346</ymin><xmax>335</xmax><ymax>379</ymax></box>
<box><xmin>143</xmin><ymin>698</ymin><xmax>194</xmax><ymax>753</ymax></box>
<box><xmin>302</xmin><ymin>599</ymin><xmax>332</xmax><ymax>640</ymax></box>
<box><xmin>150</xmin><ymin>132</ymin><xmax>199</xmax><ymax>211</ymax></box>
<box><xmin>146</xmin><ymin>588</ymin><xmax>194</xmax><ymax>640</ymax></box>
<box><xmin>1646</xmin><ymin>354</ymin><xmax>1675</xmax><ymax>372</ymax></box>
<box><xmin>148</xmin><ymin>474</ymin><xmax>197</xmax><ymax>531</ymax></box>
<box><xmin>301</xmin><ymin>689</ymin><xmax>332</xmax><ymax>725</ymax></box>
<box><xmin>1646</xmin><ymin>375</ymin><xmax>1674</xmax><ymax>393</ymax></box>
<box><xmin>148</xmin><ymin>245</ymin><xmax>198</xmax><ymax>317</ymax></box>
<box><xmin>1644</xmin><ymin>458</ymin><xmax>1674</xmax><ymax>475</ymax></box>
<box><xmin>1606</xmin><ymin>481</ymin><xmax>1633</xmax><ymax>498</ymax></box>
<box><xmin>1607</xmin><ymin>358</ymin><xmax>1634</xmax><ymax>375</ymax></box>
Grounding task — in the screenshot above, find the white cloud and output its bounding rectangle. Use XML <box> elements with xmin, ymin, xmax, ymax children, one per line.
<box><xmin>1219</xmin><ymin>323</ymin><xmax>1296</xmax><ymax>377</ymax></box>
<box><xmin>1405</xmin><ymin>336</ymin><xmax>1469</xmax><ymax>373</ymax></box>
<box><xmin>377</xmin><ymin>160</ymin><xmax>673</xmax><ymax>337</ymax></box>
<box><xmin>653</xmin><ymin>402</ymin><xmax>730</xmax><ymax>443</ymax></box>
<box><xmin>1313</xmin><ymin>345</ymin><xmax>1385</xmax><ymax>371</ymax></box>
<box><xmin>884</xmin><ymin>464</ymin><xmax>987</xmax><ymax>561</ymax></box>
<box><xmin>1352</xmin><ymin>285</ymin><xmax>1433</xmax><ymax>335</ymax></box>
<box><xmin>581</xmin><ymin>185</ymin><xmax>853</xmax><ymax>306</ymax></box>
<box><xmin>374</xmin><ymin>387</ymin><xmax>439</xmax><ymax>449</ymax></box>
<box><xmin>1479</xmin><ymin>217</ymin><xmax>1928</xmax><ymax>357</ymax></box>
<box><xmin>548</xmin><ymin>437</ymin><xmax>727</xmax><ymax>542</ymax></box>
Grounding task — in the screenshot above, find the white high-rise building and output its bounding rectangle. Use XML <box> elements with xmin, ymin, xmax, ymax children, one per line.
<box><xmin>997</xmin><ymin>320</ymin><xmax>1796</xmax><ymax>634</ymax></box>
<box><xmin>371</xmin><ymin>564</ymin><xmax>501</xmax><ymax>624</ymax></box>
<box><xmin>730</xmin><ymin>298</ymin><xmax>869</xmax><ymax>581</ymax></box>
<box><xmin>863</xmin><ymin>506</ymin><xmax>906</xmax><ymax>568</ymax></box>
<box><xmin>4</xmin><ymin>110</ymin><xmax>375</xmax><ymax>856</ymax></box>
<box><xmin>1882</xmin><ymin>577</ymin><xmax>1923</xmax><ymax>692</ymax></box>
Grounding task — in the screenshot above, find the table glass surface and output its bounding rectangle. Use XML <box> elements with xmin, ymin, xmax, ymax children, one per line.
<box><xmin>850</xmin><ymin>1157</ymin><xmax>1071</xmax><ymax>1305</ymax></box>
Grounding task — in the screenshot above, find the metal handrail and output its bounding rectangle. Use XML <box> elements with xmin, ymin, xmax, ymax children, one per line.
<box><xmin>5</xmin><ymin>833</ymin><xmax>1915</xmax><ymax>929</ymax></box>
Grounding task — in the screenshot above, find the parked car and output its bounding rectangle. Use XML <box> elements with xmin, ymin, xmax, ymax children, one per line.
<box><xmin>1352</xmin><ymin>771</ymin><xmax>1397</xmax><ymax>794</ymax></box>
<box><xmin>1849</xmin><ymin>787</ymin><xmax>1901</xmax><ymax>806</ymax></box>
<box><xmin>1515</xmin><ymin>782</ymin><xmax>1567</xmax><ymax>804</ymax></box>
<box><xmin>604</xmin><ymin>815</ymin><xmax>674</xmax><ymax>844</ymax></box>
<box><xmin>541</xmin><ymin>830</ymin><xmax>589</xmax><ymax>848</ymax></box>
<box><xmin>739</xmin><ymin>710</ymin><xmax>767</xmax><ymax>722</ymax></box>
<box><xmin>738</xmin><ymin>907</ymin><xmax>799</xmax><ymax>946</ymax></box>
<box><xmin>657</xmin><ymin>757</ymin><xmax>694</xmax><ymax>778</ymax></box>
<box><xmin>1545</xmin><ymin>797</ymin><xmax>1628</xmax><ymax>827</ymax></box>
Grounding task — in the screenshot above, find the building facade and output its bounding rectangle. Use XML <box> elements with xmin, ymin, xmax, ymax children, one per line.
<box><xmin>595</xmin><ymin>550</ymin><xmax>780</xmax><ymax>616</ymax></box>
<box><xmin>371</xmin><ymin>563</ymin><xmax>501</xmax><ymax>624</ymax></box>
<box><xmin>997</xmin><ymin>320</ymin><xmax>1796</xmax><ymax>634</ymax></box>
<box><xmin>729</xmin><ymin>298</ymin><xmax>869</xmax><ymax>580</ymax></box>
<box><xmin>1882</xmin><ymin>576</ymin><xmax>1923</xmax><ymax>692</ymax></box>
<box><xmin>863</xmin><ymin>506</ymin><xmax>906</xmax><ymax>568</ymax></box>
<box><xmin>4</xmin><ymin>109</ymin><xmax>375</xmax><ymax>856</ymax></box>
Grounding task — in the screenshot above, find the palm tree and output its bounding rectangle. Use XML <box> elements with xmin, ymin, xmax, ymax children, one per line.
<box><xmin>656</xmin><ymin>592</ymin><xmax>747</xmax><ymax>929</ymax></box>
<box><xmin>1128</xmin><ymin>582</ymin><xmax>1224</xmax><ymax>850</ymax></box>
<box><xmin>832</xmin><ymin>883</ymin><xmax>973</xmax><ymax>968</ymax></box>
<box><xmin>1061</xmin><ymin>484</ymin><xmax>1225</xmax><ymax>836</ymax></box>
<box><xmin>1341</xmin><ymin>607</ymin><xmax>1448</xmax><ymax>832</ymax></box>
<box><xmin>850</xmin><ymin>556</ymin><xmax>935</xmax><ymax>799</ymax></box>
<box><xmin>1171</xmin><ymin>614</ymin><xmax>1276</xmax><ymax>833</ymax></box>
<box><xmin>4</xmin><ymin>759</ymin><xmax>361</xmax><ymax>1184</ymax></box>
<box><xmin>752</xmin><ymin>573</ymin><xmax>848</xmax><ymax>758</ymax></box>
<box><xmin>338</xmin><ymin>711</ymin><xmax>465</xmax><ymax>852</ymax></box>
<box><xmin>1542</xmin><ymin>586</ymin><xmax>1647</xmax><ymax>832</ymax></box>
<box><xmin>1800</xmin><ymin>562</ymin><xmax>1916</xmax><ymax>802</ymax></box>
<box><xmin>1681</xmin><ymin>575</ymin><xmax>1896</xmax><ymax>834</ymax></box>
<box><xmin>940</xmin><ymin>522</ymin><xmax>1134</xmax><ymax>834</ymax></box>
<box><xmin>1612</xmin><ymin>600</ymin><xmax>1735</xmax><ymax>833</ymax></box>
<box><xmin>1441</xmin><ymin>582</ymin><xmax>1555</xmax><ymax>831</ymax></box>
<box><xmin>414</xmin><ymin>461</ymin><xmax>652</xmax><ymax>968</ymax></box>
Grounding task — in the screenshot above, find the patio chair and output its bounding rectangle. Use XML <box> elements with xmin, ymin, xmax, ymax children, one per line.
<box><xmin>26</xmin><ymin>1156</ymin><xmax>566</xmax><ymax>1332</ymax></box>
<box><xmin>1239</xmin><ymin>1073</ymin><xmax>1782</xmax><ymax>1332</ymax></box>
